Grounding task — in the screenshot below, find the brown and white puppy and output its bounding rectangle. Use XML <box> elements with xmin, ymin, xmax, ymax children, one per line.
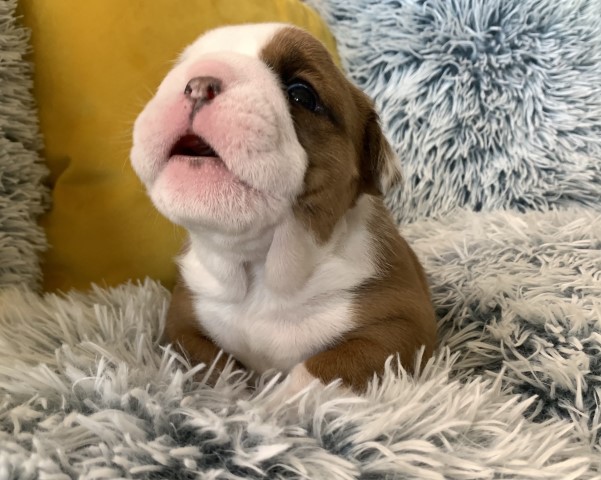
<box><xmin>131</xmin><ymin>23</ymin><xmax>436</xmax><ymax>395</ymax></box>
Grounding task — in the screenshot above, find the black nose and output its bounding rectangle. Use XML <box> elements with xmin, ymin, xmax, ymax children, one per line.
<box><xmin>184</xmin><ymin>76</ymin><xmax>222</xmax><ymax>102</ymax></box>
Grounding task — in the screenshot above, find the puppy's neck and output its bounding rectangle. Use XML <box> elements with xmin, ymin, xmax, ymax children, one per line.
<box><xmin>180</xmin><ymin>196</ymin><xmax>373</xmax><ymax>303</ymax></box>
<box><xmin>187</xmin><ymin>223</ymin><xmax>276</xmax><ymax>265</ymax></box>
<box><xmin>182</xmin><ymin>222</ymin><xmax>274</xmax><ymax>303</ymax></box>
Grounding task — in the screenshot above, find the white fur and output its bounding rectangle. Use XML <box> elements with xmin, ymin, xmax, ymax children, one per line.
<box><xmin>180</xmin><ymin>196</ymin><xmax>378</xmax><ymax>374</ymax></box>
<box><xmin>179</xmin><ymin>23</ymin><xmax>290</xmax><ymax>61</ymax></box>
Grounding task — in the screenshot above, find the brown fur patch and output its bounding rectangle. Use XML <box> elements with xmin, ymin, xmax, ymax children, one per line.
<box><xmin>304</xmin><ymin>197</ymin><xmax>437</xmax><ymax>392</ymax></box>
<box><xmin>260</xmin><ymin>27</ymin><xmax>400</xmax><ymax>243</ymax></box>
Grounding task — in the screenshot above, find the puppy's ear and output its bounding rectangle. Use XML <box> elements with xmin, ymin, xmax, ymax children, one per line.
<box><xmin>360</xmin><ymin>109</ymin><xmax>402</xmax><ymax>196</ymax></box>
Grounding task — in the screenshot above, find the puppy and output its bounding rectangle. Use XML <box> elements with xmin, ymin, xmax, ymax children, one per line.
<box><xmin>131</xmin><ymin>23</ymin><xmax>437</xmax><ymax>394</ymax></box>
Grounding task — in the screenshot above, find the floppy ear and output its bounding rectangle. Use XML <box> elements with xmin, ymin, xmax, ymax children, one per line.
<box><xmin>360</xmin><ymin>110</ymin><xmax>403</xmax><ymax>196</ymax></box>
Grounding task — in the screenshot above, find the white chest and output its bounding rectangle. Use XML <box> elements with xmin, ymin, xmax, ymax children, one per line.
<box><xmin>192</xmin><ymin>289</ymin><xmax>355</xmax><ymax>373</ymax></box>
<box><xmin>179</xmin><ymin>198</ymin><xmax>377</xmax><ymax>374</ymax></box>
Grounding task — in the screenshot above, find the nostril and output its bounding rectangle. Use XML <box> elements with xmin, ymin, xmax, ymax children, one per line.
<box><xmin>206</xmin><ymin>84</ymin><xmax>217</xmax><ymax>101</ymax></box>
<box><xmin>184</xmin><ymin>76</ymin><xmax>222</xmax><ymax>101</ymax></box>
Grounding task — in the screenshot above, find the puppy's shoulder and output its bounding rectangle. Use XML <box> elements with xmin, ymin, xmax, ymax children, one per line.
<box><xmin>350</xmin><ymin>195</ymin><xmax>436</xmax><ymax>353</ymax></box>
<box><xmin>366</xmin><ymin>196</ymin><xmax>429</xmax><ymax>292</ymax></box>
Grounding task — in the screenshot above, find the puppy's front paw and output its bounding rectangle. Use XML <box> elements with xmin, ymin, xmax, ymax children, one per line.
<box><xmin>276</xmin><ymin>364</ymin><xmax>323</xmax><ymax>400</ymax></box>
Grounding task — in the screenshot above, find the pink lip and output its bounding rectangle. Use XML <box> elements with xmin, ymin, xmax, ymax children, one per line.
<box><xmin>168</xmin><ymin>154</ymin><xmax>229</xmax><ymax>172</ymax></box>
<box><xmin>164</xmin><ymin>155</ymin><xmax>240</xmax><ymax>194</ymax></box>
<box><xmin>167</xmin><ymin>133</ymin><xmax>232</xmax><ymax>178</ymax></box>
<box><xmin>166</xmin><ymin>154</ymin><xmax>257</xmax><ymax>193</ymax></box>
<box><xmin>164</xmin><ymin>133</ymin><xmax>263</xmax><ymax>196</ymax></box>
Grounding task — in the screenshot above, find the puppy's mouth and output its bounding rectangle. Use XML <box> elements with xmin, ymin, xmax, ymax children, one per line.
<box><xmin>166</xmin><ymin>133</ymin><xmax>258</xmax><ymax>193</ymax></box>
<box><xmin>169</xmin><ymin>134</ymin><xmax>219</xmax><ymax>160</ymax></box>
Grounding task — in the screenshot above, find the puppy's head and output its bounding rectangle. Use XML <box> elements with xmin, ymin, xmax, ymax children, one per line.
<box><xmin>131</xmin><ymin>23</ymin><xmax>400</xmax><ymax>239</ymax></box>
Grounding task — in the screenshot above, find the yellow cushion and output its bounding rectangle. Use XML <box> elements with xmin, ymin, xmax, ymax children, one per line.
<box><xmin>19</xmin><ymin>0</ymin><xmax>338</xmax><ymax>292</ymax></box>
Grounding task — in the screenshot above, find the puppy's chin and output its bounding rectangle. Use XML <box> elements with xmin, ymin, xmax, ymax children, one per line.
<box><xmin>149</xmin><ymin>161</ymin><xmax>286</xmax><ymax>233</ymax></box>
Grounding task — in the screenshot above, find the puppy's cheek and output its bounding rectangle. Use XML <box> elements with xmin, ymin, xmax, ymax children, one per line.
<box><xmin>195</xmin><ymin>88</ymin><xmax>306</xmax><ymax>199</ymax></box>
<box><xmin>198</xmin><ymin>95</ymin><xmax>279</xmax><ymax>159</ymax></box>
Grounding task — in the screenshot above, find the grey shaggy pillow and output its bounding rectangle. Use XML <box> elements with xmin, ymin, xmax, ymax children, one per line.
<box><xmin>0</xmin><ymin>0</ymin><xmax>49</xmax><ymax>289</ymax></box>
<box><xmin>307</xmin><ymin>0</ymin><xmax>601</xmax><ymax>223</ymax></box>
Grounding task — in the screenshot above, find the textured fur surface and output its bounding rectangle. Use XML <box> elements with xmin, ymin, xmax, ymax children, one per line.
<box><xmin>0</xmin><ymin>0</ymin><xmax>49</xmax><ymax>290</ymax></box>
<box><xmin>306</xmin><ymin>0</ymin><xmax>601</xmax><ymax>224</ymax></box>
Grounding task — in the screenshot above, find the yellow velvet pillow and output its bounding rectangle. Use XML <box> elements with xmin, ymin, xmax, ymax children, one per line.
<box><xmin>19</xmin><ymin>0</ymin><xmax>338</xmax><ymax>292</ymax></box>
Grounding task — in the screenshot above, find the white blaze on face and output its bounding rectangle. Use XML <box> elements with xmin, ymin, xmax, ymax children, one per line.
<box><xmin>130</xmin><ymin>23</ymin><xmax>307</xmax><ymax>234</ymax></box>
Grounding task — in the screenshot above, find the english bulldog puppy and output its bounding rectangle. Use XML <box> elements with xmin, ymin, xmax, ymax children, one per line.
<box><xmin>131</xmin><ymin>23</ymin><xmax>437</xmax><ymax>395</ymax></box>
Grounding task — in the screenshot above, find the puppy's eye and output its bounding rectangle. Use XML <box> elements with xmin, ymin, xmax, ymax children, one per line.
<box><xmin>286</xmin><ymin>81</ymin><xmax>319</xmax><ymax>112</ymax></box>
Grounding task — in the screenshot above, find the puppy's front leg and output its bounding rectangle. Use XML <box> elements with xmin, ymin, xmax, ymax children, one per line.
<box><xmin>285</xmin><ymin>324</ymin><xmax>434</xmax><ymax>396</ymax></box>
<box><xmin>166</xmin><ymin>279</ymin><xmax>244</xmax><ymax>384</ymax></box>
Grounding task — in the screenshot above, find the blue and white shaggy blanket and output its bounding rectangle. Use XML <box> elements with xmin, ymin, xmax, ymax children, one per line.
<box><xmin>1</xmin><ymin>0</ymin><xmax>601</xmax><ymax>478</ymax></box>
